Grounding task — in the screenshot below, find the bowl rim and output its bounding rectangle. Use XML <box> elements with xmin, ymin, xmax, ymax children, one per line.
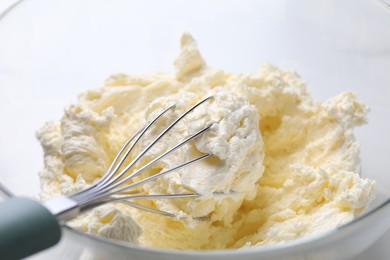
<box><xmin>62</xmin><ymin>189</ymin><xmax>390</xmax><ymax>255</ymax></box>
<box><xmin>1</xmin><ymin>182</ymin><xmax>388</xmax><ymax>255</ymax></box>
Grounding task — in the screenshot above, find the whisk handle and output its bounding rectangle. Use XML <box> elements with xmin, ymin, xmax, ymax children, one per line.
<box><xmin>0</xmin><ymin>197</ymin><xmax>61</xmax><ymax>260</ymax></box>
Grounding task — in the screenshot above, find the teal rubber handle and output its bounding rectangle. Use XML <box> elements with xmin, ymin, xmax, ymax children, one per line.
<box><xmin>0</xmin><ymin>197</ymin><xmax>61</xmax><ymax>260</ymax></box>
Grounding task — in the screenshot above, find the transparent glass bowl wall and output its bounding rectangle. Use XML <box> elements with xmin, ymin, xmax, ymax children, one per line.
<box><xmin>0</xmin><ymin>0</ymin><xmax>389</xmax><ymax>259</ymax></box>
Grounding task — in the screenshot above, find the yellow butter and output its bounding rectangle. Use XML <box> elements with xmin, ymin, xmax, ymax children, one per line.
<box><xmin>37</xmin><ymin>33</ymin><xmax>375</xmax><ymax>249</ymax></box>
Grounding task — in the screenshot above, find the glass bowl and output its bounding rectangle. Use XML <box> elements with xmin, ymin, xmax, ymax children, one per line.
<box><xmin>0</xmin><ymin>0</ymin><xmax>389</xmax><ymax>259</ymax></box>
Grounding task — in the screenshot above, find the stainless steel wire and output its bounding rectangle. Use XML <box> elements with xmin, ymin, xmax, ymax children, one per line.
<box><xmin>66</xmin><ymin>96</ymin><xmax>220</xmax><ymax>219</ymax></box>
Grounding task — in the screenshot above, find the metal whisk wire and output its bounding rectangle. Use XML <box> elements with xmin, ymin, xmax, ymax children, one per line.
<box><xmin>0</xmin><ymin>95</ymin><xmax>225</xmax><ymax>260</ymax></box>
<box><xmin>70</xmin><ymin>96</ymin><xmax>215</xmax><ymax>214</ymax></box>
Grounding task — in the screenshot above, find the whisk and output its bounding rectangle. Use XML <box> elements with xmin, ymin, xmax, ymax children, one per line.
<box><xmin>0</xmin><ymin>96</ymin><xmax>222</xmax><ymax>260</ymax></box>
